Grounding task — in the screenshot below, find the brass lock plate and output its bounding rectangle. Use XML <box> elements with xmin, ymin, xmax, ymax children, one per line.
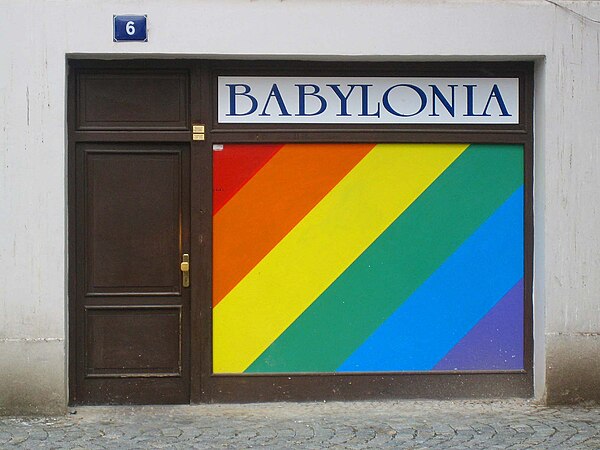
<box><xmin>192</xmin><ymin>123</ymin><xmax>205</xmax><ymax>141</ymax></box>
<box><xmin>181</xmin><ymin>253</ymin><xmax>190</xmax><ymax>287</ymax></box>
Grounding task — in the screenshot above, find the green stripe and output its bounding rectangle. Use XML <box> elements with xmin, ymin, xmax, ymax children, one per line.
<box><xmin>246</xmin><ymin>144</ymin><xmax>524</xmax><ymax>373</ymax></box>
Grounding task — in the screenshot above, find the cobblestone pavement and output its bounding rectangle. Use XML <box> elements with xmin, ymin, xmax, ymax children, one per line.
<box><xmin>1</xmin><ymin>399</ymin><xmax>600</xmax><ymax>449</ymax></box>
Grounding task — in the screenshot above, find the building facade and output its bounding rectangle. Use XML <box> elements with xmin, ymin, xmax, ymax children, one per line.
<box><xmin>1</xmin><ymin>0</ymin><xmax>600</xmax><ymax>414</ymax></box>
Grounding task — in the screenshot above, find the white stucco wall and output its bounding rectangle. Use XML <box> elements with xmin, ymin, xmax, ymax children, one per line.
<box><xmin>1</xmin><ymin>0</ymin><xmax>599</xmax><ymax>412</ymax></box>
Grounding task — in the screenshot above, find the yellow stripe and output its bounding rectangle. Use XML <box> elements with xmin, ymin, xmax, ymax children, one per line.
<box><xmin>213</xmin><ymin>143</ymin><xmax>469</xmax><ymax>373</ymax></box>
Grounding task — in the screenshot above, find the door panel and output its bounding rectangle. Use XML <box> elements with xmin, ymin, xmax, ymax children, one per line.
<box><xmin>85</xmin><ymin>306</ymin><xmax>182</xmax><ymax>376</ymax></box>
<box><xmin>76</xmin><ymin>71</ymin><xmax>189</xmax><ymax>131</ymax></box>
<box><xmin>74</xmin><ymin>143</ymin><xmax>190</xmax><ymax>404</ymax></box>
<box><xmin>85</xmin><ymin>151</ymin><xmax>181</xmax><ymax>294</ymax></box>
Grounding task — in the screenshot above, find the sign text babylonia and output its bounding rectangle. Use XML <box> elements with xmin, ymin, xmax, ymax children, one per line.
<box><xmin>218</xmin><ymin>77</ymin><xmax>519</xmax><ymax>124</ymax></box>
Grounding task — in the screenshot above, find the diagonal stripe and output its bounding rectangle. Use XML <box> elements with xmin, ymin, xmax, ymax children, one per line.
<box><xmin>213</xmin><ymin>143</ymin><xmax>284</xmax><ymax>215</ymax></box>
<box><xmin>433</xmin><ymin>278</ymin><xmax>524</xmax><ymax>371</ymax></box>
<box><xmin>247</xmin><ymin>144</ymin><xmax>523</xmax><ymax>373</ymax></box>
<box><xmin>213</xmin><ymin>143</ymin><xmax>468</xmax><ymax>373</ymax></box>
<box><xmin>213</xmin><ymin>143</ymin><xmax>374</xmax><ymax>306</ymax></box>
<box><xmin>338</xmin><ymin>185</ymin><xmax>524</xmax><ymax>371</ymax></box>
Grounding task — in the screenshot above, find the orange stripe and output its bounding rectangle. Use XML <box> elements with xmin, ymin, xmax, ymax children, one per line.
<box><xmin>213</xmin><ymin>143</ymin><xmax>374</xmax><ymax>307</ymax></box>
<box><xmin>213</xmin><ymin>144</ymin><xmax>284</xmax><ymax>214</ymax></box>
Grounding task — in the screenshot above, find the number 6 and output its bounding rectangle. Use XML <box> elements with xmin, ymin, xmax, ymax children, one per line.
<box><xmin>126</xmin><ymin>21</ymin><xmax>135</xmax><ymax>36</ymax></box>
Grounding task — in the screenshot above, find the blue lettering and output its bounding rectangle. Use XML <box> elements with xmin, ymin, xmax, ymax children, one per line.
<box><xmin>356</xmin><ymin>84</ymin><xmax>381</xmax><ymax>117</ymax></box>
<box><xmin>327</xmin><ymin>84</ymin><xmax>358</xmax><ymax>116</ymax></box>
<box><xmin>296</xmin><ymin>84</ymin><xmax>327</xmax><ymax>116</ymax></box>
<box><xmin>383</xmin><ymin>84</ymin><xmax>427</xmax><ymax>117</ymax></box>
<box><xmin>482</xmin><ymin>84</ymin><xmax>511</xmax><ymax>116</ymax></box>
<box><xmin>429</xmin><ymin>84</ymin><xmax>457</xmax><ymax>117</ymax></box>
<box><xmin>226</xmin><ymin>84</ymin><xmax>258</xmax><ymax>116</ymax></box>
<box><xmin>464</xmin><ymin>84</ymin><xmax>483</xmax><ymax>116</ymax></box>
<box><xmin>259</xmin><ymin>84</ymin><xmax>291</xmax><ymax>117</ymax></box>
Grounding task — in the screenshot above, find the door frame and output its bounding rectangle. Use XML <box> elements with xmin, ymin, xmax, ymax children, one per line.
<box><xmin>68</xmin><ymin>59</ymin><xmax>534</xmax><ymax>404</ymax></box>
<box><xmin>67</xmin><ymin>60</ymin><xmax>208</xmax><ymax>404</ymax></box>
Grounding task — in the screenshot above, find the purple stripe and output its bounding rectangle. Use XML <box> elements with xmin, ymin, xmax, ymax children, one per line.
<box><xmin>433</xmin><ymin>279</ymin><xmax>524</xmax><ymax>371</ymax></box>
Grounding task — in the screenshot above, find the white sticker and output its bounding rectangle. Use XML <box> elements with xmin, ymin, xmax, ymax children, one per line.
<box><xmin>213</xmin><ymin>144</ymin><xmax>224</xmax><ymax>151</ymax></box>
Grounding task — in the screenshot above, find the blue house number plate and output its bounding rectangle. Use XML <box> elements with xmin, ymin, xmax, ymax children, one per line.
<box><xmin>113</xmin><ymin>15</ymin><xmax>148</xmax><ymax>42</ymax></box>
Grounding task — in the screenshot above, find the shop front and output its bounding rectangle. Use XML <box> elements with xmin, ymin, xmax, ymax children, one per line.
<box><xmin>68</xmin><ymin>60</ymin><xmax>533</xmax><ymax>404</ymax></box>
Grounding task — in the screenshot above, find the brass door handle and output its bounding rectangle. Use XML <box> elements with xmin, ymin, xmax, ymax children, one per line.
<box><xmin>181</xmin><ymin>253</ymin><xmax>190</xmax><ymax>288</ymax></box>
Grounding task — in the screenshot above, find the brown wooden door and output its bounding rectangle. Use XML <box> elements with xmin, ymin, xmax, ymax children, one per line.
<box><xmin>73</xmin><ymin>143</ymin><xmax>190</xmax><ymax>403</ymax></box>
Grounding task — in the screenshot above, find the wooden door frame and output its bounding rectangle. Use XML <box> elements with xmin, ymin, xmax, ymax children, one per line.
<box><xmin>67</xmin><ymin>60</ymin><xmax>206</xmax><ymax>404</ymax></box>
<box><xmin>68</xmin><ymin>59</ymin><xmax>534</xmax><ymax>404</ymax></box>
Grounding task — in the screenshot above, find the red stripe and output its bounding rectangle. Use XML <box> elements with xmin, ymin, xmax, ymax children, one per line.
<box><xmin>213</xmin><ymin>144</ymin><xmax>284</xmax><ymax>214</ymax></box>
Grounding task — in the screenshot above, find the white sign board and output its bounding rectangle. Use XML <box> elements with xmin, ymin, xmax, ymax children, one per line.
<box><xmin>218</xmin><ymin>77</ymin><xmax>519</xmax><ymax>124</ymax></box>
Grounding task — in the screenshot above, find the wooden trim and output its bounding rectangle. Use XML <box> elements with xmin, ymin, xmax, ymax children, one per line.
<box><xmin>522</xmin><ymin>67</ymin><xmax>535</xmax><ymax>378</ymax></box>
<box><xmin>207</xmin><ymin>131</ymin><xmax>529</xmax><ymax>145</ymax></box>
<box><xmin>207</xmin><ymin>60</ymin><xmax>533</xmax><ymax>77</ymax></box>
<box><xmin>67</xmin><ymin>62</ymin><xmax>78</xmax><ymax>404</ymax></box>
<box><xmin>189</xmin><ymin>61</ymin><xmax>215</xmax><ymax>402</ymax></box>
<box><xmin>72</xmin><ymin>131</ymin><xmax>191</xmax><ymax>142</ymax></box>
<box><xmin>206</xmin><ymin>373</ymin><xmax>532</xmax><ymax>403</ymax></box>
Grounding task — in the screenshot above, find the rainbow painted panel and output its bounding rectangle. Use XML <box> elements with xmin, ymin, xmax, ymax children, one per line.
<box><xmin>213</xmin><ymin>143</ymin><xmax>524</xmax><ymax>374</ymax></box>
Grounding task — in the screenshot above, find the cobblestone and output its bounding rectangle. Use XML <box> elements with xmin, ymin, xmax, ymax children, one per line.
<box><xmin>1</xmin><ymin>399</ymin><xmax>600</xmax><ymax>448</ymax></box>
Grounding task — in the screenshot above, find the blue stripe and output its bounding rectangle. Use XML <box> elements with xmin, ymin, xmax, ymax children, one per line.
<box><xmin>337</xmin><ymin>185</ymin><xmax>524</xmax><ymax>372</ymax></box>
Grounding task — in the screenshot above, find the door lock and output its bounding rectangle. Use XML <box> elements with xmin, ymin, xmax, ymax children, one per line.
<box><xmin>181</xmin><ymin>253</ymin><xmax>190</xmax><ymax>288</ymax></box>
